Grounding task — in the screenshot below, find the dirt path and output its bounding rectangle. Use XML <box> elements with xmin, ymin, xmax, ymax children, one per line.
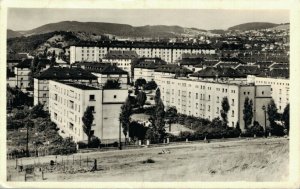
<box><xmin>7</xmin><ymin>137</ymin><xmax>289</xmax><ymax>182</ymax></box>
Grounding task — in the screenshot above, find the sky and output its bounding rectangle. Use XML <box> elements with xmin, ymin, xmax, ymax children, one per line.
<box><xmin>7</xmin><ymin>8</ymin><xmax>289</xmax><ymax>31</ymax></box>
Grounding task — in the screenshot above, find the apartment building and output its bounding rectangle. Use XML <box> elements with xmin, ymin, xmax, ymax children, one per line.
<box><xmin>34</xmin><ymin>67</ymin><xmax>98</xmax><ymax>110</ymax></box>
<box><xmin>102</xmin><ymin>50</ymin><xmax>138</xmax><ymax>79</ymax></box>
<box><xmin>252</xmin><ymin>75</ymin><xmax>289</xmax><ymax>113</ymax></box>
<box><xmin>157</xmin><ymin>77</ymin><xmax>272</xmax><ymax>131</ymax></box>
<box><xmin>74</xmin><ymin>62</ymin><xmax>129</xmax><ymax>87</ymax></box>
<box><xmin>7</xmin><ymin>59</ymin><xmax>32</xmax><ymax>91</ymax></box>
<box><xmin>48</xmin><ymin>80</ymin><xmax>128</xmax><ymax>142</ymax></box>
<box><xmin>69</xmin><ymin>41</ymin><xmax>215</xmax><ymax>64</ymax></box>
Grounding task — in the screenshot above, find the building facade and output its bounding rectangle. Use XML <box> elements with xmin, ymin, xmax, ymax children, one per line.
<box><xmin>157</xmin><ymin>77</ymin><xmax>272</xmax><ymax>131</ymax></box>
<box><xmin>252</xmin><ymin>76</ymin><xmax>289</xmax><ymax>113</ymax></box>
<box><xmin>48</xmin><ymin>80</ymin><xmax>128</xmax><ymax>142</ymax></box>
<box><xmin>69</xmin><ymin>41</ymin><xmax>215</xmax><ymax>64</ymax></box>
<box><xmin>34</xmin><ymin>67</ymin><xmax>98</xmax><ymax>110</ymax></box>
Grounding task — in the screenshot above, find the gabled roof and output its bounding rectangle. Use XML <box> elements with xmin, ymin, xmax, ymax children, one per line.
<box><xmin>190</xmin><ymin>67</ymin><xmax>246</xmax><ymax>78</ymax></box>
<box><xmin>235</xmin><ymin>65</ymin><xmax>262</xmax><ymax>76</ymax></box>
<box><xmin>216</xmin><ymin>62</ymin><xmax>241</xmax><ymax>68</ymax></box>
<box><xmin>155</xmin><ymin>64</ymin><xmax>193</xmax><ymax>74</ymax></box>
<box><xmin>178</xmin><ymin>58</ymin><xmax>204</xmax><ymax>66</ymax></box>
<box><xmin>35</xmin><ymin>67</ymin><xmax>98</xmax><ymax>80</ymax></box>
<box><xmin>15</xmin><ymin>59</ymin><xmax>32</xmax><ymax>68</ymax></box>
<box><xmin>220</xmin><ymin>57</ymin><xmax>245</xmax><ymax>64</ymax></box>
<box><xmin>255</xmin><ymin>61</ymin><xmax>274</xmax><ymax>68</ymax></box>
<box><xmin>257</xmin><ymin>68</ymin><xmax>289</xmax><ymax>79</ymax></box>
<box><xmin>134</xmin><ymin>61</ymin><xmax>161</xmax><ymax>69</ymax></box>
<box><xmin>269</xmin><ymin>63</ymin><xmax>289</xmax><ymax>69</ymax></box>
<box><xmin>194</xmin><ymin>60</ymin><xmax>219</xmax><ymax>68</ymax></box>
<box><xmin>75</xmin><ymin>62</ymin><xmax>127</xmax><ymax>74</ymax></box>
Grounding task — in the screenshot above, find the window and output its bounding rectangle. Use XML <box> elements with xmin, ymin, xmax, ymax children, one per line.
<box><xmin>196</xmin><ymin>93</ymin><xmax>198</xmax><ymax>99</ymax></box>
<box><xmin>208</xmin><ymin>95</ymin><xmax>211</xmax><ymax>101</ymax></box>
<box><xmin>90</xmin><ymin>106</ymin><xmax>95</xmax><ymax>113</ymax></box>
<box><xmin>262</xmin><ymin>91</ymin><xmax>264</xmax><ymax>95</ymax></box>
<box><xmin>196</xmin><ymin>103</ymin><xmax>198</xmax><ymax>109</ymax></box>
<box><xmin>43</xmin><ymin>93</ymin><xmax>47</xmax><ymax>98</ymax></box>
<box><xmin>217</xmin><ymin>96</ymin><xmax>219</xmax><ymax>103</ymax></box>
<box><xmin>89</xmin><ymin>95</ymin><xmax>95</xmax><ymax>101</ymax></box>
<box><xmin>208</xmin><ymin>105</ymin><xmax>210</xmax><ymax>112</ymax></box>
<box><xmin>217</xmin><ymin>107</ymin><xmax>219</xmax><ymax>114</ymax></box>
<box><xmin>69</xmin><ymin>122</ymin><xmax>74</xmax><ymax>130</ymax></box>
<box><xmin>232</xmin><ymin>110</ymin><xmax>234</xmax><ymax>117</ymax></box>
<box><xmin>232</xmin><ymin>99</ymin><xmax>234</xmax><ymax>106</ymax></box>
<box><xmin>114</xmin><ymin>95</ymin><xmax>117</xmax><ymax>99</ymax></box>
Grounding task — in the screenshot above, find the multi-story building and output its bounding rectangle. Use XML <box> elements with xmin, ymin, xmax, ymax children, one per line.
<box><xmin>74</xmin><ymin>62</ymin><xmax>129</xmax><ymax>87</ymax></box>
<box><xmin>102</xmin><ymin>50</ymin><xmax>138</xmax><ymax>80</ymax></box>
<box><xmin>157</xmin><ymin>76</ymin><xmax>272</xmax><ymax>131</ymax></box>
<box><xmin>251</xmin><ymin>74</ymin><xmax>289</xmax><ymax>113</ymax></box>
<box><xmin>34</xmin><ymin>67</ymin><xmax>98</xmax><ymax>110</ymax></box>
<box><xmin>69</xmin><ymin>41</ymin><xmax>215</xmax><ymax>64</ymax></box>
<box><xmin>8</xmin><ymin>59</ymin><xmax>32</xmax><ymax>92</ymax></box>
<box><xmin>48</xmin><ymin>80</ymin><xmax>128</xmax><ymax>142</ymax></box>
<box><xmin>133</xmin><ymin>57</ymin><xmax>166</xmax><ymax>82</ymax></box>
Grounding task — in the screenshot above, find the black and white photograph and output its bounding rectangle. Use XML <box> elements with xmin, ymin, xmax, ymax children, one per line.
<box><xmin>1</xmin><ymin>0</ymin><xmax>300</xmax><ymax>188</ymax></box>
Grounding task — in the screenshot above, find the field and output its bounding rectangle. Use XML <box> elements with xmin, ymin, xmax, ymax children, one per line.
<box><xmin>7</xmin><ymin>137</ymin><xmax>289</xmax><ymax>182</ymax></box>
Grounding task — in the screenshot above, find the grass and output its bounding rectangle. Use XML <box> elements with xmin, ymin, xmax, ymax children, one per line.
<box><xmin>7</xmin><ymin>137</ymin><xmax>288</xmax><ymax>181</ymax></box>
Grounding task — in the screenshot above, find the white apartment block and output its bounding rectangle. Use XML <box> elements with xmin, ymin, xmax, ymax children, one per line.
<box><xmin>69</xmin><ymin>41</ymin><xmax>215</xmax><ymax>64</ymax></box>
<box><xmin>134</xmin><ymin>67</ymin><xmax>156</xmax><ymax>82</ymax></box>
<box><xmin>157</xmin><ymin>77</ymin><xmax>272</xmax><ymax>131</ymax></box>
<box><xmin>48</xmin><ymin>80</ymin><xmax>128</xmax><ymax>142</ymax></box>
<box><xmin>253</xmin><ymin>76</ymin><xmax>289</xmax><ymax>113</ymax></box>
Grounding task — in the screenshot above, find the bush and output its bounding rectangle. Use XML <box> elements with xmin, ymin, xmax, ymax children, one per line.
<box><xmin>89</xmin><ymin>136</ymin><xmax>101</xmax><ymax>148</ymax></box>
<box><xmin>179</xmin><ymin>131</ymin><xmax>194</xmax><ymax>140</ymax></box>
<box><xmin>245</xmin><ymin>121</ymin><xmax>265</xmax><ymax>137</ymax></box>
<box><xmin>77</xmin><ymin>141</ymin><xmax>88</xmax><ymax>149</ymax></box>
<box><xmin>271</xmin><ymin>124</ymin><xmax>285</xmax><ymax>136</ymax></box>
<box><xmin>7</xmin><ymin>120</ymin><xmax>24</xmax><ymax>130</ymax></box>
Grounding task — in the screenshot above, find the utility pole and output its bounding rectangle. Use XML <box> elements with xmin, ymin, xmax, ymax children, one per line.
<box><xmin>119</xmin><ymin>120</ymin><xmax>122</xmax><ymax>150</ymax></box>
<box><xmin>262</xmin><ymin>105</ymin><xmax>267</xmax><ymax>138</ymax></box>
<box><xmin>26</xmin><ymin>120</ymin><xmax>29</xmax><ymax>157</ymax></box>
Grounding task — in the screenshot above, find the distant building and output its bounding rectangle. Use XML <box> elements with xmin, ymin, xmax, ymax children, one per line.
<box><xmin>33</xmin><ymin>67</ymin><xmax>98</xmax><ymax>110</ymax></box>
<box><xmin>7</xmin><ymin>59</ymin><xmax>32</xmax><ymax>92</ymax></box>
<box><xmin>154</xmin><ymin>64</ymin><xmax>193</xmax><ymax>84</ymax></box>
<box><xmin>69</xmin><ymin>41</ymin><xmax>215</xmax><ymax>64</ymax></box>
<box><xmin>157</xmin><ymin>76</ymin><xmax>272</xmax><ymax>131</ymax></box>
<box><xmin>48</xmin><ymin>80</ymin><xmax>128</xmax><ymax>142</ymax></box>
<box><xmin>133</xmin><ymin>58</ymin><xmax>166</xmax><ymax>82</ymax></box>
<box><xmin>102</xmin><ymin>50</ymin><xmax>138</xmax><ymax>79</ymax></box>
<box><xmin>74</xmin><ymin>62</ymin><xmax>129</xmax><ymax>88</ymax></box>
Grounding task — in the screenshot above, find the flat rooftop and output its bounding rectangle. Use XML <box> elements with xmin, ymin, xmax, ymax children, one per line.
<box><xmin>54</xmin><ymin>80</ymin><xmax>100</xmax><ymax>90</ymax></box>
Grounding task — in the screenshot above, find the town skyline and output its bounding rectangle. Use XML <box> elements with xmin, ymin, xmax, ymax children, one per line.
<box><xmin>8</xmin><ymin>8</ymin><xmax>289</xmax><ymax>31</ymax></box>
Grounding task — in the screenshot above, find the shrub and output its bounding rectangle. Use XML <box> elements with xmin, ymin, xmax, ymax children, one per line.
<box><xmin>245</xmin><ymin>121</ymin><xmax>265</xmax><ymax>137</ymax></box>
<box><xmin>89</xmin><ymin>136</ymin><xmax>101</xmax><ymax>148</ymax></box>
<box><xmin>77</xmin><ymin>141</ymin><xmax>88</xmax><ymax>149</ymax></box>
<box><xmin>179</xmin><ymin>131</ymin><xmax>193</xmax><ymax>140</ymax></box>
<box><xmin>271</xmin><ymin>124</ymin><xmax>285</xmax><ymax>136</ymax></box>
<box><xmin>142</xmin><ymin>158</ymin><xmax>155</xmax><ymax>164</ymax></box>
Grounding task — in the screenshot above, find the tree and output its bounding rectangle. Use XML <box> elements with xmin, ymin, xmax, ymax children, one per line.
<box><xmin>30</xmin><ymin>103</ymin><xmax>47</xmax><ymax>118</ymax></box>
<box><xmin>119</xmin><ymin>97</ymin><xmax>133</xmax><ymax>140</ymax></box>
<box><xmin>154</xmin><ymin>88</ymin><xmax>161</xmax><ymax>104</ymax></box>
<box><xmin>50</xmin><ymin>51</ymin><xmax>56</xmax><ymax>67</ymax></box>
<box><xmin>267</xmin><ymin>99</ymin><xmax>279</xmax><ymax>128</ymax></box>
<box><xmin>220</xmin><ymin>97</ymin><xmax>230</xmax><ymax>126</ymax></box>
<box><xmin>103</xmin><ymin>79</ymin><xmax>121</xmax><ymax>89</ymax></box>
<box><xmin>82</xmin><ymin>106</ymin><xmax>94</xmax><ymax>147</ymax></box>
<box><xmin>129</xmin><ymin>121</ymin><xmax>148</xmax><ymax>140</ymax></box>
<box><xmin>282</xmin><ymin>103</ymin><xmax>289</xmax><ymax>134</ymax></box>
<box><xmin>136</xmin><ymin>91</ymin><xmax>147</xmax><ymax>109</ymax></box>
<box><xmin>143</xmin><ymin>80</ymin><xmax>158</xmax><ymax>90</ymax></box>
<box><xmin>243</xmin><ymin>97</ymin><xmax>253</xmax><ymax>130</ymax></box>
<box><xmin>165</xmin><ymin>106</ymin><xmax>178</xmax><ymax>132</ymax></box>
<box><xmin>135</xmin><ymin>78</ymin><xmax>147</xmax><ymax>88</ymax></box>
<box><xmin>149</xmin><ymin>97</ymin><xmax>166</xmax><ymax>143</ymax></box>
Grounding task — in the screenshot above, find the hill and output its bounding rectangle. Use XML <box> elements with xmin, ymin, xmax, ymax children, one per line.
<box><xmin>228</xmin><ymin>22</ymin><xmax>279</xmax><ymax>31</ymax></box>
<box><xmin>7</xmin><ymin>29</ymin><xmax>23</xmax><ymax>39</ymax></box>
<box><xmin>269</xmin><ymin>23</ymin><xmax>290</xmax><ymax>30</ymax></box>
<box><xmin>20</xmin><ymin>21</ymin><xmax>208</xmax><ymax>38</ymax></box>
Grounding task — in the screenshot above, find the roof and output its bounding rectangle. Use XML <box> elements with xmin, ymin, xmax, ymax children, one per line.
<box><xmin>194</xmin><ymin>60</ymin><xmax>219</xmax><ymax>68</ymax></box>
<box><xmin>178</xmin><ymin>58</ymin><xmax>204</xmax><ymax>66</ymax></box>
<box><xmin>54</xmin><ymin>80</ymin><xmax>99</xmax><ymax>90</ymax></box>
<box><xmin>181</xmin><ymin>53</ymin><xmax>219</xmax><ymax>61</ymax></box>
<box><xmin>35</xmin><ymin>67</ymin><xmax>98</xmax><ymax>80</ymax></box>
<box><xmin>134</xmin><ymin>61</ymin><xmax>161</xmax><ymax>69</ymax></box>
<box><xmin>72</xmin><ymin>41</ymin><xmax>214</xmax><ymax>50</ymax></box>
<box><xmin>155</xmin><ymin>64</ymin><xmax>193</xmax><ymax>74</ymax></box>
<box><xmin>216</xmin><ymin>62</ymin><xmax>241</xmax><ymax>68</ymax></box>
<box><xmin>75</xmin><ymin>62</ymin><xmax>128</xmax><ymax>74</ymax></box>
<box><xmin>257</xmin><ymin>68</ymin><xmax>289</xmax><ymax>79</ymax></box>
<box><xmin>15</xmin><ymin>59</ymin><xmax>32</xmax><ymax>68</ymax></box>
<box><xmin>269</xmin><ymin>63</ymin><xmax>289</xmax><ymax>69</ymax></box>
<box><xmin>255</xmin><ymin>61</ymin><xmax>274</xmax><ymax>68</ymax></box>
<box><xmin>235</xmin><ymin>65</ymin><xmax>262</xmax><ymax>75</ymax></box>
<box><xmin>104</xmin><ymin>50</ymin><xmax>138</xmax><ymax>59</ymax></box>
<box><xmin>220</xmin><ymin>57</ymin><xmax>245</xmax><ymax>64</ymax></box>
<box><xmin>190</xmin><ymin>67</ymin><xmax>246</xmax><ymax>78</ymax></box>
